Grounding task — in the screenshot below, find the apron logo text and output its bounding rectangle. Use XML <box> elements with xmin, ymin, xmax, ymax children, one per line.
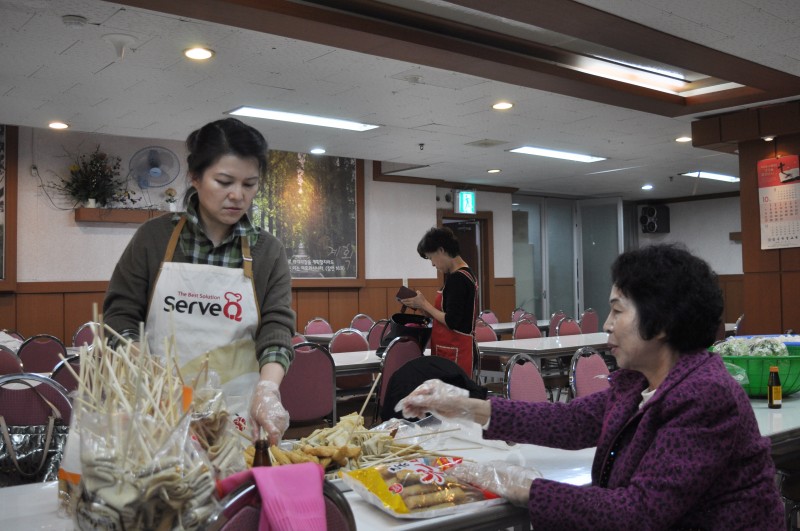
<box><xmin>223</xmin><ymin>292</ymin><xmax>244</xmax><ymax>322</ymax></box>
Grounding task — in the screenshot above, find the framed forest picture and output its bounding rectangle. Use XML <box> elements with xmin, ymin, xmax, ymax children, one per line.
<box><xmin>251</xmin><ymin>150</ymin><xmax>363</xmax><ymax>283</ymax></box>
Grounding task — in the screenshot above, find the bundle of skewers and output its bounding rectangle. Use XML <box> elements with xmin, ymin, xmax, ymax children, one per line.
<box><xmin>67</xmin><ymin>323</ymin><xmax>218</xmax><ymax>530</ymax></box>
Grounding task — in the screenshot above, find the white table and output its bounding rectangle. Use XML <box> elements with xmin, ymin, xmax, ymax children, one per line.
<box><xmin>304</xmin><ymin>330</ymin><xmax>368</xmax><ymax>344</ymax></box>
<box><xmin>490</xmin><ymin>320</ymin><xmax>550</xmax><ymax>337</ymax></box>
<box><xmin>478</xmin><ymin>332</ymin><xmax>610</xmax><ymax>369</ymax></box>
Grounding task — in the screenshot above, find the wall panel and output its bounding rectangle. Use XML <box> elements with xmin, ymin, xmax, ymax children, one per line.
<box><xmin>781</xmin><ymin>272</ymin><xmax>800</xmax><ymax>334</ymax></box>
<box><xmin>17</xmin><ymin>293</ymin><xmax>64</xmax><ymax>339</ymax></box>
<box><xmin>718</xmin><ymin>274</ymin><xmax>744</xmax><ymax>324</ymax></box>
<box><xmin>741</xmin><ymin>273</ymin><xmax>781</xmax><ymax>334</ymax></box>
<box><xmin>64</xmin><ymin>292</ymin><xmax>106</xmax><ymax>343</ymax></box>
<box><xmin>0</xmin><ymin>294</ymin><xmax>16</xmax><ymax>331</ymax></box>
<box><xmin>328</xmin><ymin>290</ymin><xmax>359</xmax><ymax>331</ymax></box>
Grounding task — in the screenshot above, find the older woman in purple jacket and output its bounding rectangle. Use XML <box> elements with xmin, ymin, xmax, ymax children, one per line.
<box><xmin>398</xmin><ymin>244</ymin><xmax>783</xmax><ymax>530</ymax></box>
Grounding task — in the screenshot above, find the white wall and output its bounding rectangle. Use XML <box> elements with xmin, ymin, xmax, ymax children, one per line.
<box><xmin>15</xmin><ymin>127</ymin><xmax>515</xmax><ymax>283</ymax></box>
<box><xmin>638</xmin><ymin>196</ymin><xmax>742</xmax><ymax>275</ymax></box>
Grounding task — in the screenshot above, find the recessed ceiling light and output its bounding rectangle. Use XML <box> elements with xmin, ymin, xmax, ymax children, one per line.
<box><xmin>492</xmin><ymin>102</ymin><xmax>513</xmax><ymax>110</ymax></box>
<box><xmin>230</xmin><ymin>106</ymin><xmax>379</xmax><ymax>131</ymax></box>
<box><xmin>763</xmin><ymin>136</ymin><xmax>775</xmax><ymax>142</ymax></box>
<box><xmin>184</xmin><ymin>47</ymin><xmax>214</xmax><ymax>60</ymax></box>
<box><xmin>680</xmin><ymin>171</ymin><xmax>740</xmax><ymax>183</ymax></box>
<box><xmin>512</xmin><ymin>203</ymin><xmax>520</xmax><ymax>206</ymax></box>
<box><xmin>48</xmin><ymin>121</ymin><xmax>69</xmax><ymax>129</ymax></box>
<box><xmin>487</xmin><ymin>169</ymin><xmax>501</xmax><ymax>174</ymax></box>
<box><xmin>675</xmin><ymin>136</ymin><xmax>692</xmax><ymax>143</ymax></box>
<box><xmin>641</xmin><ymin>184</ymin><xmax>653</xmax><ymax>190</ymax></box>
<box><xmin>509</xmin><ymin>146</ymin><xmax>606</xmax><ymax>163</ymax></box>
<box><xmin>310</xmin><ymin>148</ymin><xmax>326</xmax><ymax>155</ymax></box>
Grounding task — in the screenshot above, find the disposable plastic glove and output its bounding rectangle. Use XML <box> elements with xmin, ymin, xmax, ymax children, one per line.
<box><xmin>394</xmin><ymin>379</ymin><xmax>471</xmax><ymax>421</ymax></box>
<box><xmin>249</xmin><ymin>380</ymin><xmax>290</xmax><ymax>446</ymax></box>
<box><xmin>450</xmin><ymin>460</ymin><xmax>542</xmax><ymax>507</ymax></box>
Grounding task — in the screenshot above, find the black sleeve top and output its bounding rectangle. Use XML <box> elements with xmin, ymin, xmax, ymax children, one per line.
<box><xmin>442</xmin><ymin>267</ymin><xmax>477</xmax><ymax>334</ymax></box>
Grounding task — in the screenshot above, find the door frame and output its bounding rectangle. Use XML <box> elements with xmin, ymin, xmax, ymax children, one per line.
<box><xmin>437</xmin><ymin>209</ymin><xmax>494</xmax><ymax>312</ymax></box>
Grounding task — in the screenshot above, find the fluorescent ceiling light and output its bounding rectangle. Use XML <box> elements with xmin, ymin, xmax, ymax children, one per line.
<box><xmin>230</xmin><ymin>106</ymin><xmax>379</xmax><ymax>131</ymax></box>
<box><xmin>510</xmin><ymin>146</ymin><xmax>606</xmax><ymax>163</ymax></box>
<box><xmin>681</xmin><ymin>171</ymin><xmax>739</xmax><ymax>183</ymax></box>
<box><xmin>310</xmin><ymin>148</ymin><xmax>326</xmax><ymax>154</ymax></box>
<box><xmin>487</xmin><ymin>169</ymin><xmax>501</xmax><ymax>173</ymax></box>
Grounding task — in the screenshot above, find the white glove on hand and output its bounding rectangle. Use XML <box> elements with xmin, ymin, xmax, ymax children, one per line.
<box><xmin>248</xmin><ymin>380</ymin><xmax>290</xmax><ymax>445</ymax></box>
<box><xmin>450</xmin><ymin>460</ymin><xmax>542</xmax><ymax>507</ymax></box>
<box><xmin>394</xmin><ymin>379</ymin><xmax>470</xmax><ymax>421</ymax></box>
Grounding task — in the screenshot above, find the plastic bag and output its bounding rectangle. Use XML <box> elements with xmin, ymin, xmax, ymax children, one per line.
<box><xmin>724</xmin><ymin>362</ymin><xmax>750</xmax><ymax>385</ymax></box>
<box><xmin>341</xmin><ymin>456</ymin><xmax>504</xmax><ymax>519</ymax></box>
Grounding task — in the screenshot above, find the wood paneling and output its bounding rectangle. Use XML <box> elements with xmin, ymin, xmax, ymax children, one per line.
<box><xmin>74</xmin><ymin>207</ymin><xmax>165</xmax><ymax>223</ymax></box>
<box><xmin>17</xmin><ymin>293</ymin><xmax>64</xmax><ymax>339</ymax></box>
<box><xmin>738</xmin><ymin>140</ymin><xmax>780</xmax><ymax>274</ymax></box>
<box><xmin>782</xmin><ymin>272</ymin><xmax>800</xmax><ymax>334</ymax></box>
<box><xmin>717</xmin><ymin>274</ymin><xmax>744</xmax><ymax>324</ymax></box>
<box><xmin>64</xmin><ymin>292</ymin><xmax>106</xmax><ymax>344</ymax></box>
<box><xmin>742</xmin><ymin>273</ymin><xmax>781</xmax><ymax>334</ymax></box>
<box><xmin>295</xmin><ymin>290</ymin><xmax>330</xmax><ymax>334</ymax></box>
<box><xmin>0</xmin><ymin>293</ymin><xmax>16</xmax><ymax>331</ymax></box>
<box><xmin>328</xmin><ymin>290</ymin><xmax>359</xmax><ymax>331</ymax></box>
<box><xmin>491</xmin><ymin>278</ymin><xmax>516</xmax><ymax>323</ymax></box>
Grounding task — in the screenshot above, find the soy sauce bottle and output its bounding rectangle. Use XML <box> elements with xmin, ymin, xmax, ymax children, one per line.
<box><xmin>253</xmin><ymin>439</ymin><xmax>272</xmax><ymax>467</ymax></box>
<box><xmin>768</xmin><ymin>366</ymin><xmax>782</xmax><ymax>409</ymax></box>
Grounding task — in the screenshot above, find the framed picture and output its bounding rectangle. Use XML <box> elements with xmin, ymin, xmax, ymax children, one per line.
<box><xmin>0</xmin><ymin>125</ymin><xmax>17</xmax><ymax>291</ymax></box>
<box><xmin>251</xmin><ymin>151</ymin><xmax>364</xmax><ymax>285</ymax></box>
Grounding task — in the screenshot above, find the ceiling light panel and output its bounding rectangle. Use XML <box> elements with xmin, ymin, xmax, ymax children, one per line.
<box><xmin>680</xmin><ymin>171</ymin><xmax>739</xmax><ymax>183</ymax></box>
<box><xmin>229</xmin><ymin>106</ymin><xmax>379</xmax><ymax>131</ymax></box>
<box><xmin>510</xmin><ymin>146</ymin><xmax>606</xmax><ymax>163</ymax></box>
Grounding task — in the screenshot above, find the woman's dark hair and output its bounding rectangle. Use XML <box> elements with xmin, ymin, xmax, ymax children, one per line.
<box><xmin>610</xmin><ymin>243</ymin><xmax>723</xmax><ymax>352</ymax></box>
<box><xmin>185</xmin><ymin>117</ymin><xmax>268</xmax><ymax>185</ymax></box>
<box><xmin>417</xmin><ymin>227</ymin><xmax>460</xmax><ymax>258</ymax></box>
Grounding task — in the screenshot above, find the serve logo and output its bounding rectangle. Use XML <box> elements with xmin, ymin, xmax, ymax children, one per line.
<box><xmin>163</xmin><ymin>291</ymin><xmax>244</xmax><ymax>322</ymax></box>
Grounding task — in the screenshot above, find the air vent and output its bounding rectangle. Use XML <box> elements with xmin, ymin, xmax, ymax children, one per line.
<box><xmin>465</xmin><ymin>139</ymin><xmax>508</xmax><ymax>148</ymax></box>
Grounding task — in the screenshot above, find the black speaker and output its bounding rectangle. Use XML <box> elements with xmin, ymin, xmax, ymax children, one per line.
<box><xmin>640</xmin><ymin>205</ymin><xmax>670</xmax><ymax>233</ymax></box>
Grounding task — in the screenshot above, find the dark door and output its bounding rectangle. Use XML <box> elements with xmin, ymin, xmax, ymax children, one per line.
<box><xmin>443</xmin><ymin>219</ymin><xmax>483</xmax><ymax>311</ymax></box>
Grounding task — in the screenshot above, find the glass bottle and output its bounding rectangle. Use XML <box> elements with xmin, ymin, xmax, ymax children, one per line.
<box><xmin>768</xmin><ymin>366</ymin><xmax>782</xmax><ymax>409</ymax></box>
<box><xmin>252</xmin><ymin>439</ymin><xmax>272</xmax><ymax>467</ymax></box>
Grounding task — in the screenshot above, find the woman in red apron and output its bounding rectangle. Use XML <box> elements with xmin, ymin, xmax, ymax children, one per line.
<box><xmin>104</xmin><ymin>118</ymin><xmax>295</xmax><ymax>445</ymax></box>
<box><xmin>401</xmin><ymin>227</ymin><xmax>478</xmax><ymax>377</ymax></box>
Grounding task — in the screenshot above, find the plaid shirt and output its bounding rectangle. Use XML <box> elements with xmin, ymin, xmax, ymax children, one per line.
<box><xmin>173</xmin><ymin>191</ymin><xmax>292</xmax><ymax>370</ymax></box>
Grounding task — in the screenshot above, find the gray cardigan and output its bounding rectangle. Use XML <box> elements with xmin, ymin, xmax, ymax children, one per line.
<box><xmin>103</xmin><ymin>214</ymin><xmax>296</xmax><ymax>370</ymax></box>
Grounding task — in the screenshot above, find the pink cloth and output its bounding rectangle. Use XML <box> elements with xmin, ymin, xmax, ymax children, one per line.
<box><xmin>217</xmin><ymin>462</ymin><xmax>327</xmax><ymax>531</ymax></box>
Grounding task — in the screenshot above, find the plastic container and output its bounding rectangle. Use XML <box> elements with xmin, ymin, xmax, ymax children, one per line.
<box><xmin>720</xmin><ymin>354</ymin><xmax>800</xmax><ymax>398</ymax></box>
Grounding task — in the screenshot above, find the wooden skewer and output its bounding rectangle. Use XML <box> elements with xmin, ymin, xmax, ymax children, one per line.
<box><xmin>357</xmin><ymin>373</ymin><xmax>382</xmax><ymax>419</ymax></box>
<box><xmin>392</xmin><ymin>427</ymin><xmax>462</xmax><ymax>441</ymax></box>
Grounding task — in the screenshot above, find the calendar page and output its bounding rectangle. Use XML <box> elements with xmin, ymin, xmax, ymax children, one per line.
<box><xmin>758</xmin><ymin>155</ymin><xmax>800</xmax><ymax>250</ymax></box>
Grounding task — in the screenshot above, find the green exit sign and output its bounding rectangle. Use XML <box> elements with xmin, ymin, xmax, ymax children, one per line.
<box><xmin>454</xmin><ymin>190</ymin><xmax>476</xmax><ymax>214</ymax></box>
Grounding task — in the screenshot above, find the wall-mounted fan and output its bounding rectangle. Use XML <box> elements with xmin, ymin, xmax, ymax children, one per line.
<box><xmin>129</xmin><ymin>146</ymin><xmax>180</xmax><ymax>188</ymax></box>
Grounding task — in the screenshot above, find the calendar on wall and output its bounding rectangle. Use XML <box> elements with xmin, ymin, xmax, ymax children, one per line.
<box><xmin>758</xmin><ymin>155</ymin><xmax>800</xmax><ymax>250</ymax></box>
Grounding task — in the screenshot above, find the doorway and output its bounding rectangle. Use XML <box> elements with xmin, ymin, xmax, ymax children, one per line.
<box><xmin>438</xmin><ymin>209</ymin><xmax>494</xmax><ymax>313</ymax></box>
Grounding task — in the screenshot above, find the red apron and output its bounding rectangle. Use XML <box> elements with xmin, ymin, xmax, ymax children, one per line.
<box><xmin>430</xmin><ymin>269</ymin><xmax>478</xmax><ymax>377</ymax></box>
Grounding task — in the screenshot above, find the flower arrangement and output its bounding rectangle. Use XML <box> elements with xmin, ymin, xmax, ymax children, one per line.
<box><xmin>51</xmin><ymin>146</ymin><xmax>133</xmax><ymax>207</ymax></box>
<box><xmin>164</xmin><ymin>188</ymin><xmax>178</xmax><ymax>203</ymax></box>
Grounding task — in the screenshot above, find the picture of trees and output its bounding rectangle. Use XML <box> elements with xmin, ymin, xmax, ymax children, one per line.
<box><xmin>251</xmin><ymin>150</ymin><xmax>357</xmax><ymax>278</ymax></box>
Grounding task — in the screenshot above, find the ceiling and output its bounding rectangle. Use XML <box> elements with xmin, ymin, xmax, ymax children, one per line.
<box><xmin>2</xmin><ymin>0</ymin><xmax>800</xmax><ymax>201</ymax></box>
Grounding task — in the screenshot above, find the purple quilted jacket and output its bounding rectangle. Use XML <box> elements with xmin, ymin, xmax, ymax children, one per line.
<box><xmin>485</xmin><ymin>351</ymin><xmax>784</xmax><ymax>530</ymax></box>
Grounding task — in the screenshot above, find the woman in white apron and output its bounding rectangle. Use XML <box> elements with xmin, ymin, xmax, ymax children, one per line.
<box><xmin>104</xmin><ymin>118</ymin><xmax>296</xmax><ymax>445</ymax></box>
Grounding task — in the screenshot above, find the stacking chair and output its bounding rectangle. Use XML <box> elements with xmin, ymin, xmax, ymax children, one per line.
<box><xmin>329</xmin><ymin>328</ymin><xmax>372</xmax><ymax>390</ymax></box>
<box><xmin>205</xmin><ymin>478</ymin><xmax>356</xmax><ymax>531</ymax></box>
<box><xmin>0</xmin><ymin>345</ymin><xmax>23</xmax><ymax>375</ymax></box>
<box><xmin>350</xmin><ymin>313</ymin><xmax>375</xmax><ymax>333</ymax></box>
<box><xmin>304</xmin><ymin>317</ymin><xmax>334</xmax><ymax>335</ymax></box>
<box><xmin>549</xmin><ymin>310</ymin><xmax>567</xmax><ymax>333</ymax></box>
<box><xmin>511</xmin><ymin>308</ymin><xmax>528</xmax><ymax>322</ymax></box>
<box><xmin>555</xmin><ymin>317</ymin><xmax>583</xmax><ymax>336</ymax></box>
<box><xmin>569</xmin><ymin>346</ymin><xmax>611</xmax><ymax>400</ymax></box>
<box><xmin>367</xmin><ymin>319</ymin><xmax>390</xmax><ymax>350</ymax></box>
<box><xmin>474</xmin><ymin>318</ymin><xmax>498</xmax><ymax>343</ymax></box>
<box><xmin>504</xmin><ymin>353</ymin><xmax>548</xmax><ymax>402</ymax></box>
<box><xmin>513</xmin><ymin>318</ymin><xmax>542</xmax><ymax>340</ymax></box>
<box><xmin>16</xmin><ymin>334</ymin><xmax>67</xmax><ymax>374</ymax></box>
<box><xmin>72</xmin><ymin>321</ymin><xmax>98</xmax><ymax>350</ymax></box>
<box><xmin>291</xmin><ymin>333</ymin><xmax>308</xmax><ymax>346</ymax></box>
<box><xmin>478</xmin><ymin>309</ymin><xmax>499</xmax><ymax>325</ymax></box>
<box><xmin>578</xmin><ymin>308</ymin><xmax>600</xmax><ymax>334</ymax></box>
<box><xmin>374</xmin><ymin>336</ymin><xmax>422</xmax><ymax>422</ymax></box>
<box><xmin>734</xmin><ymin>313</ymin><xmax>745</xmax><ymax>336</ymax></box>
<box><xmin>51</xmin><ymin>355</ymin><xmax>81</xmax><ymax>394</ymax></box>
<box><xmin>0</xmin><ymin>373</ymin><xmax>72</xmax><ymax>426</ymax></box>
<box><xmin>281</xmin><ymin>342</ymin><xmax>337</xmax><ymax>425</ymax></box>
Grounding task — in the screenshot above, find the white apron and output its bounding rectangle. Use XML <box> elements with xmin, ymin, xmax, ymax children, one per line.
<box><xmin>145</xmin><ymin>217</ymin><xmax>260</xmax><ymax>431</ymax></box>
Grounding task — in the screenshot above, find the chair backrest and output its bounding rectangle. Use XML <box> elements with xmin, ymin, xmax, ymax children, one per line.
<box><xmin>16</xmin><ymin>334</ymin><xmax>67</xmax><ymax>374</ymax></box>
<box><xmin>0</xmin><ymin>373</ymin><xmax>72</xmax><ymax>425</ymax></box>
<box><xmin>51</xmin><ymin>355</ymin><xmax>80</xmax><ymax>394</ymax></box>
<box><xmin>474</xmin><ymin>318</ymin><xmax>498</xmax><ymax>343</ymax></box>
<box><xmin>72</xmin><ymin>321</ymin><xmax>98</xmax><ymax>349</ymax></box>
<box><xmin>379</xmin><ymin>336</ymin><xmax>423</xmax><ymax>406</ymax></box>
<box><xmin>291</xmin><ymin>333</ymin><xmax>307</xmax><ymax>346</ymax></box>
<box><xmin>504</xmin><ymin>353</ymin><xmax>548</xmax><ymax>402</ymax></box>
<box><xmin>511</xmin><ymin>307</ymin><xmax>527</xmax><ymax>322</ymax></box>
<box><xmin>555</xmin><ymin>317</ymin><xmax>582</xmax><ymax>337</ymax></box>
<box><xmin>549</xmin><ymin>310</ymin><xmax>567</xmax><ymax>332</ymax></box>
<box><xmin>569</xmin><ymin>347</ymin><xmax>610</xmax><ymax>399</ymax></box>
<box><xmin>478</xmin><ymin>309</ymin><xmax>499</xmax><ymax>324</ymax></box>
<box><xmin>0</xmin><ymin>345</ymin><xmax>23</xmax><ymax>375</ymax></box>
<box><xmin>304</xmin><ymin>317</ymin><xmax>333</xmax><ymax>335</ymax></box>
<box><xmin>578</xmin><ymin>308</ymin><xmax>599</xmax><ymax>334</ymax></box>
<box><xmin>734</xmin><ymin>313</ymin><xmax>745</xmax><ymax>336</ymax></box>
<box><xmin>1</xmin><ymin>329</ymin><xmax>25</xmax><ymax>341</ymax></box>
<box><xmin>328</xmin><ymin>328</ymin><xmax>369</xmax><ymax>353</ymax></box>
<box><xmin>367</xmin><ymin>319</ymin><xmax>390</xmax><ymax>350</ymax></box>
<box><xmin>206</xmin><ymin>478</ymin><xmax>356</xmax><ymax>531</ymax></box>
<box><xmin>513</xmin><ymin>318</ymin><xmax>542</xmax><ymax>340</ymax></box>
<box><xmin>281</xmin><ymin>342</ymin><xmax>336</xmax><ymax>423</ymax></box>
<box><xmin>350</xmin><ymin>313</ymin><xmax>375</xmax><ymax>333</ymax></box>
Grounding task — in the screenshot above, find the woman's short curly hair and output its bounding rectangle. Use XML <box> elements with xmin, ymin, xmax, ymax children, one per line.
<box><xmin>610</xmin><ymin>243</ymin><xmax>723</xmax><ymax>352</ymax></box>
<box><xmin>417</xmin><ymin>227</ymin><xmax>460</xmax><ymax>258</ymax></box>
